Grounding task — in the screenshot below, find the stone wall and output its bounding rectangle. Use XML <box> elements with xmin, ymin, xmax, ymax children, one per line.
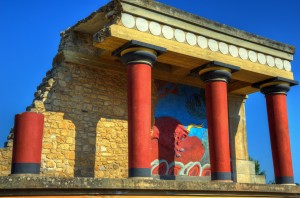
<box><xmin>0</xmin><ymin>145</ymin><xmax>12</xmax><ymax>176</ymax></box>
<box><xmin>36</xmin><ymin>62</ymin><xmax>128</xmax><ymax>178</ymax></box>
<box><xmin>0</xmin><ymin>129</ymin><xmax>13</xmax><ymax>176</ymax></box>
<box><xmin>0</xmin><ymin>148</ymin><xmax>11</xmax><ymax>176</ymax></box>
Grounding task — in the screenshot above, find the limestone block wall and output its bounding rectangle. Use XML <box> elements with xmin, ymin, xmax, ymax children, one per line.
<box><xmin>0</xmin><ymin>145</ymin><xmax>12</xmax><ymax>176</ymax></box>
<box><xmin>33</xmin><ymin>63</ymin><xmax>128</xmax><ymax>178</ymax></box>
<box><xmin>0</xmin><ymin>148</ymin><xmax>11</xmax><ymax>176</ymax></box>
<box><xmin>0</xmin><ymin>129</ymin><xmax>13</xmax><ymax>176</ymax></box>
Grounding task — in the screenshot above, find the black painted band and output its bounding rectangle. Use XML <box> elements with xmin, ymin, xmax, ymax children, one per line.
<box><xmin>261</xmin><ymin>84</ymin><xmax>290</xmax><ymax>95</ymax></box>
<box><xmin>120</xmin><ymin>50</ymin><xmax>157</xmax><ymax>66</ymax></box>
<box><xmin>275</xmin><ymin>176</ymin><xmax>294</xmax><ymax>184</ymax></box>
<box><xmin>112</xmin><ymin>40</ymin><xmax>167</xmax><ymax>57</ymax></box>
<box><xmin>191</xmin><ymin>61</ymin><xmax>240</xmax><ymax>75</ymax></box>
<box><xmin>200</xmin><ymin>70</ymin><xmax>232</xmax><ymax>83</ymax></box>
<box><xmin>211</xmin><ymin>172</ymin><xmax>232</xmax><ymax>180</ymax></box>
<box><xmin>129</xmin><ymin>168</ymin><xmax>151</xmax><ymax>177</ymax></box>
<box><xmin>252</xmin><ymin>77</ymin><xmax>298</xmax><ymax>89</ymax></box>
<box><xmin>11</xmin><ymin>163</ymin><xmax>40</xmax><ymax>174</ymax></box>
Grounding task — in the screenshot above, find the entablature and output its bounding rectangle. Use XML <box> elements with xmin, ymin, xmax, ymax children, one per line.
<box><xmin>63</xmin><ymin>0</ymin><xmax>296</xmax><ymax>95</ymax></box>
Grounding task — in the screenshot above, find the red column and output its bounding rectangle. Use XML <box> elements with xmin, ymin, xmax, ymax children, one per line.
<box><xmin>127</xmin><ymin>63</ymin><xmax>152</xmax><ymax>177</ymax></box>
<box><xmin>264</xmin><ymin>87</ymin><xmax>294</xmax><ymax>184</ymax></box>
<box><xmin>11</xmin><ymin>112</ymin><xmax>44</xmax><ymax>175</ymax></box>
<box><xmin>197</xmin><ymin>62</ymin><xmax>239</xmax><ymax>181</ymax></box>
<box><xmin>205</xmin><ymin>80</ymin><xmax>231</xmax><ymax>181</ymax></box>
<box><xmin>113</xmin><ymin>41</ymin><xmax>166</xmax><ymax>177</ymax></box>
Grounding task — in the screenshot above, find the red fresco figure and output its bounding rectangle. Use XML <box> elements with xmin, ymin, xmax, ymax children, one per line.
<box><xmin>151</xmin><ymin>116</ymin><xmax>209</xmax><ymax>176</ymax></box>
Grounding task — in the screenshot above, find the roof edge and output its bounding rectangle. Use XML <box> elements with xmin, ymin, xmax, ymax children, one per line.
<box><xmin>120</xmin><ymin>0</ymin><xmax>295</xmax><ymax>54</ymax></box>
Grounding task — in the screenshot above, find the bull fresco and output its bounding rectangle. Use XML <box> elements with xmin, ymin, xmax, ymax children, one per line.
<box><xmin>151</xmin><ymin>80</ymin><xmax>210</xmax><ymax>176</ymax></box>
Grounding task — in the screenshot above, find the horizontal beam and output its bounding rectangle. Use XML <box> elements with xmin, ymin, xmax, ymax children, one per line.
<box><xmin>93</xmin><ymin>25</ymin><xmax>294</xmax><ymax>85</ymax></box>
<box><xmin>55</xmin><ymin>50</ymin><xmax>205</xmax><ymax>88</ymax></box>
<box><xmin>55</xmin><ymin>50</ymin><xmax>258</xmax><ymax>95</ymax></box>
<box><xmin>228</xmin><ymin>81</ymin><xmax>256</xmax><ymax>95</ymax></box>
<box><xmin>120</xmin><ymin>1</ymin><xmax>294</xmax><ymax>58</ymax></box>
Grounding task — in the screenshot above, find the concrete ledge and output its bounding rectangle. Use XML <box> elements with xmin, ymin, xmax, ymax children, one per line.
<box><xmin>0</xmin><ymin>176</ymin><xmax>299</xmax><ymax>197</ymax></box>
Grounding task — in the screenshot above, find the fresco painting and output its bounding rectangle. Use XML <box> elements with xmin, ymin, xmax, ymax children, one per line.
<box><xmin>151</xmin><ymin>80</ymin><xmax>210</xmax><ymax>176</ymax></box>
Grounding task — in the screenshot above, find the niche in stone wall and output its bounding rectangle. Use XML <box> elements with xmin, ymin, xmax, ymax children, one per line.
<box><xmin>151</xmin><ymin>80</ymin><xmax>210</xmax><ymax>177</ymax></box>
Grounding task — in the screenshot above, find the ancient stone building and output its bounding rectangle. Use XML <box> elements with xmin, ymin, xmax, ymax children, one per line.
<box><xmin>0</xmin><ymin>0</ymin><xmax>299</xmax><ymax>197</ymax></box>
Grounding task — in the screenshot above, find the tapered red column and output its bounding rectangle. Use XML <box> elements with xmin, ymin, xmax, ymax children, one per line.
<box><xmin>11</xmin><ymin>112</ymin><xmax>44</xmax><ymax>175</ymax></box>
<box><xmin>196</xmin><ymin>61</ymin><xmax>240</xmax><ymax>181</ymax></box>
<box><xmin>258</xmin><ymin>80</ymin><xmax>297</xmax><ymax>184</ymax></box>
<box><xmin>127</xmin><ymin>62</ymin><xmax>152</xmax><ymax>177</ymax></box>
<box><xmin>113</xmin><ymin>40</ymin><xmax>166</xmax><ymax>177</ymax></box>
<box><xmin>205</xmin><ymin>80</ymin><xmax>231</xmax><ymax>181</ymax></box>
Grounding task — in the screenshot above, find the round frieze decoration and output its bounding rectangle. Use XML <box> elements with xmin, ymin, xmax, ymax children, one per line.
<box><xmin>197</xmin><ymin>36</ymin><xmax>208</xmax><ymax>49</ymax></box>
<box><xmin>249</xmin><ymin>51</ymin><xmax>258</xmax><ymax>62</ymax></box>
<box><xmin>229</xmin><ymin>45</ymin><xmax>239</xmax><ymax>57</ymax></box>
<box><xmin>162</xmin><ymin>25</ymin><xmax>174</xmax><ymax>40</ymax></box>
<box><xmin>266</xmin><ymin>55</ymin><xmax>275</xmax><ymax>67</ymax></box>
<box><xmin>149</xmin><ymin>21</ymin><xmax>161</xmax><ymax>36</ymax></box>
<box><xmin>208</xmin><ymin>39</ymin><xmax>218</xmax><ymax>52</ymax></box>
<box><xmin>275</xmin><ymin>58</ymin><xmax>283</xmax><ymax>69</ymax></box>
<box><xmin>219</xmin><ymin>42</ymin><xmax>229</xmax><ymax>54</ymax></box>
<box><xmin>258</xmin><ymin>53</ymin><xmax>266</xmax><ymax>65</ymax></box>
<box><xmin>239</xmin><ymin>48</ymin><xmax>248</xmax><ymax>60</ymax></box>
<box><xmin>136</xmin><ymin>17</ymin><xmax>149</xmax><ymax>32</ymax></box>
<box><xmin>174</xmin><ymin>29</ymin><xmax>185</xmax><ymax>43</ymax></box>
<box><xmin>186</xmin><ymin>32</ymin><xmax>197</xmax><ymax>46</ymax></box>
<box><xmin>121</xmin><ymin>13</ymin><xmax>135</xmax><ymax>29</ymax></box>
<box><xmin>283</xmin><ymin>60</ymin><xmax>291</xmax><ymax>71</ymax></box>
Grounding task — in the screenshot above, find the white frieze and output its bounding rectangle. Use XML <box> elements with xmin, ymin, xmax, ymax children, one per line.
<box><xmin>120</xmin><ymin>13</ymin><xmax>292</xmax><ymax>71</ymax></box>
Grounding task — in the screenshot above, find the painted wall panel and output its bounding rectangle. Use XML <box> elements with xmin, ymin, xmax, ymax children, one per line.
<box><xmin>151</xmin><ymin>80</ymin><xmax>210</xmax><ymax>176</ymax></box>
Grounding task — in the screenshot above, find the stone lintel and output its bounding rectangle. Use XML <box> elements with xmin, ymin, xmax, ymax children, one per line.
<box><xmin>0</xmin><ymin>177</ymin><xmax>299</xmax><ymax>197</ymax></box>
<box><xmin>252</xmin><ymin>77</ymin><xmax>299</xmax><ymax>89</ymax></box>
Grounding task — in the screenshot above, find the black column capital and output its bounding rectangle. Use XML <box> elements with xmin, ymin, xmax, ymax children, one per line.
<box><xmin>252</xmin><ymin>77</ymin><xmax>298</xmax><ymax>95</ymax></box>
<box><xmin>191</xmin><ymin>61</ymin><xmax>240</xmax><ymax>83</ymax></box>
<box><xmin>112</xmin><ymin>40</ymin><xmax>166</xmax><ymax>66</ymax></box>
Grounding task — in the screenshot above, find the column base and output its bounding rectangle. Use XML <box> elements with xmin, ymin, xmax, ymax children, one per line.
<box><xmin>129</xmin><ymin>168</ymin><xmax>151</xmax><ymax>178</ymax></box>
<box><xmin>275</xmin><ymin>176</ymin><xmax>294</xmax><ymax>184</ymax></box>
<box><xmin>211</xmin><ymin>172</ymin><xmax>232</xmax><ymax>181</ymax></box>
<box><xmin>11</xmin><ymin>163</ymin><xmax>40</xmax><ymax>175</ymax></box>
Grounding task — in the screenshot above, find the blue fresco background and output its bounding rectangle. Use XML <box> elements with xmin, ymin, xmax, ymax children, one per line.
<box><xmin>154</xmin><ymin>80</ymin><xmax>209</xmax><ymax>165</ymax></box>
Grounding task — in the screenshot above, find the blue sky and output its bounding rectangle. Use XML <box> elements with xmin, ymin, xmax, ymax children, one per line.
<box><xmin>0</xmin><ymin>0</ymin><xmax>299</xmax><ymax>183</ymax></box>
